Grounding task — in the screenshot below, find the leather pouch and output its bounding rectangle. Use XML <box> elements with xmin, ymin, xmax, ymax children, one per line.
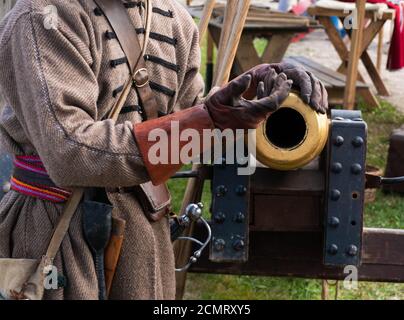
<box><xmin>137</xmin><ymin>182</ymin><xmax>172</xmax><ymax>222</ymax></box>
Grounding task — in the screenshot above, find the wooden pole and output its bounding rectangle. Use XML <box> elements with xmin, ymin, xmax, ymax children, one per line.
<box><xmin>198</xmin><ymin>0</ymin><xmax>216</xmax><ymax>44</ymax></box>
<box><xmin>376</xmin><ymin>25</ymin><xmax>384</xmax><ymax>73</ymax></box>
<box><xmin>213</xmin><ymin>0</ymin><xmax>238</xmax><ymax>84</ymax></box>
<box><xmin>205</xmin><ymin>32</ymin><xmax>214</xmax><ymax>93</ymax></box>
<box><xmin>216</xmin><ymin>0</ymin><xmax>251</xmax><ymax>86</ymax></box>
<box><xmin>321</xmin><ymin>280</ymin><xmax>329</xmax><ymax>300</ymax></box>
<box><xmin>174</xmin><ymin>0</ymin><xmax>251</xmax><ymax>300</ymax></box>
<box><xmin>343</xmin><ymin>0</ymin><xmax>366</xmax><ymax>110</ymax></box>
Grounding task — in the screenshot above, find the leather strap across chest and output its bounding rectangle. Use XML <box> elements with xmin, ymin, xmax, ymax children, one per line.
<box><xmin>94</xmin><ymin>0</ymin><xmax>159</xmax><ymax>120</ymax></box>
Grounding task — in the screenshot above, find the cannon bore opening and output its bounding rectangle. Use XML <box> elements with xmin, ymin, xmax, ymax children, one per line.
<box><xmin>265</xmin><ymin>107</ymin><xmax>307</xmax><ymax>149</ymax></box>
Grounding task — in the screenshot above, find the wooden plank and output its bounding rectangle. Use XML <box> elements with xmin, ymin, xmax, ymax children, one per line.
<box><xmin>291</xmin><ymin>56</ymin><xmax>347</xmax><ymax>84</ymax></box>
<box><xmin>289</xmin><ymin>56</ymin><xmax>368</xmax><ymax>88</ymax></box>
<box><xmin>244</xmin><ymin>17</ymin><xmax>310</xmax><ymax>27</ymax></box>
<box><xmin>251</xmin><ymin>168</ymin><xmax>324</xmax><ymax>195</ymax></box>
<box><xmin>286</xmin><ymin>56</ymin><xmax>376</xmax><ymax>106</ymax></box>
<box><xmin>344</xmin><ymin>0</ymin><xmax>366</xmax><ymax>110</ymax></box>
<box><xmin>251</xmin><ymin>169</ymin><xmax>322</xmax><ymax>234</ymax></box>
<box><xmin>253</xmin><ymin>195</ymin><xmax>322</xmax><ymax>232</ymax></box>
<box><xmin>362</xmin><ymin>20</ymin><xmax>386</xmax><ymax>51</ymax></box>
<box><xmin>209</xmin><ymin>19</ymin><xmax>311</xmax><ymax>32</ymax></box>
<box><xmin>198</xmin><ymin>0</ymin><xmax>216</xmax><ymax>44</ymax></box>
<box><xmin>216</xmin><ymin>0</ymin><xmax>251</xmax><ymax>86</ymax></box>
<box><xmin>287</xmin><ymin>57</ymin><xmax>345</xmax><ymax>87</ymax></box>
<box><xmin>363</xmin><ymin>228</ymin><xmax>404</xmax><ymax>265</ymax></box>
<box><xmin>327</xmin><ymin>88</ymin><xmax>345</xmax><ymax>106</ymax></box>
<box><xmin>190</xmin><ymin>228</ymin><xmax>404</xmax><ymax>282</ymax></box>
<box><xmin>213</xmin><ymin>0</ymin><xmax>237</xmax><ymax>83</ymax></box>
<box><xmin>361</xmin><ymin>50</ymin><xmax>390</xmax><ymax>96</ymax></box>
<box><xmin>285</xmin><ymin>58</ymin><xmax>335</xmax><ymax>87</ymax></box>
<box><xmin>377</xmin><ymin>26</ymin><xmax>384</xmax><ymax>72</ymax></box>
<box><xmin>357</xmin><ymin>87</ymin><xmax>381</xmax><ymax>108</ymax></box>
<box><xmin>233</xmin><ymin>34</ymin><xmax>261</xmax><ymax>72</ymax></box>
<box><xmin>318</xmin><ymin>16</ymin><xmax>349</xmax><ymax>61</ymax></box>
<box><xmin>261</xmin><ymin>33</ymin><xmax>294</xmax><ymax>63</ymax></box>
<box><xmin>308</xmin><ymin>6</ymin><xmax>395</xmax><ymax>21</ymax></box>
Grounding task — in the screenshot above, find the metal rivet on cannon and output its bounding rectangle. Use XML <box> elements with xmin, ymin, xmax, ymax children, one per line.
<box><xmin>329</xmin><ymin>216</ymin><xmax>340</xmax><ymax>228</ymax></box>
<box><xmin>215</xmin><ymin>185</ymin><xmax>227</xmax><ymax>197</ymax></box>
<box><xmin>331</xmin><ymin>162</ymin><xmax>343</xmax><ymax>174</ymax></box>
<box><xmin>236</xmin><ymin>185</ymin><xmax>247</xmax><ymax>196</ymax></box>
<box><xmin>328</xmin><ymin>244</ymin><xmax>339</xmax><ymax>255</ymax></box>
<box><xmin>347</xmin><ymin>245</ymin><xmax>358</xmax><ymax>257</ymax></box>
<box><xmin>235</xmin><ymin>212</ymin><xmax>245</xmax><ymax>223</ymax></box>
<box><xmin>352</xmin><ymin>136</ymin><xmax>364</xmax><ymax>148</ymax></box>
<box><xmin>233</xmin><ymin>239</ymin><xmax>245</xmax><ymax>252</ymax></box>
<box><xmin>351</xmin><ymin>164</ymin><xmax>362</xmax><ymax>175</ymax></box>
<box><xmin>333</xmin><ymin>136</ymin><xmax>344</xmax><ymax>147</ymax></box>
<box><xmin>214</xmin><ymin>211</ymin><xmax>226</xmax><ymax>224</ymax></box>
<box><xmin>330</xmin><ymin>189</ymin><xmax>341</xmax><ymax>201</ymax></box>
<box><xmin>213</xmin><ymin>239</ymin><xmax>226</xmax><ymax>252</ymax></box>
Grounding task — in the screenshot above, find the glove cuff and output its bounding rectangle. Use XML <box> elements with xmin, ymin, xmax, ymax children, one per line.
<box><xmin>133</xmin><ymin>105</ymin><xmax>215</xmax><ymax>185</ymax></box>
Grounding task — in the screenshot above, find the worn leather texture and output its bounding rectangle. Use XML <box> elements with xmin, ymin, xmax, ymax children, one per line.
<box><xmin>205</xmin><ymin>71</ymin><xmax>292</xmax><ymax>130</ymax></box>
<box><xmin>138</xmin><ymin>183</ymin><xmax>172</xmax><ymax>221</ymax></box>
<box><xmin>134</xmin><ymin>105</ymin><xmax>215</xmax><ymax>185</ymax></box>
<box><xmin>243</xmin><ymin>63</ymin><xmax>328</xmax><ymax>114</ymax></box>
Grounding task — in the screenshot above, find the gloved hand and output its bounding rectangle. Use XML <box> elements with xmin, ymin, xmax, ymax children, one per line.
<box><xmin>244</xmin><ymin>62</ymin><xmax>328</xmax><ymax>114</ymax></box>
<box><xmin>205</xmin><ymin>69</ymin><xmax>292</xmax><ymax>130</ymax></box>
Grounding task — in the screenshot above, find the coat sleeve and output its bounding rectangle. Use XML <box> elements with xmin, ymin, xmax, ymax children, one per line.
<box><xmin>0</xmin><ymin>10</ymin><xmax>149</xmax><ymax>188</ymax></box>
<box><xmin>174</xmin><ymin>22</ymin><xmax>205</xmax><ymax>111</ymax></box>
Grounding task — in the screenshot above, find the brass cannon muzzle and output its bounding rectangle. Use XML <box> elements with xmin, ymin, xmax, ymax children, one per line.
<box><xmin>255</xmin><ymin>93</ymin><xmax>329</xmax><ymax>170</ymax></box>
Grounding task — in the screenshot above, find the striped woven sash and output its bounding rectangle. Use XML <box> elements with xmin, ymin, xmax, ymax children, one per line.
<box><xmin>10</xmin><ymin>155</ymin><xmax>71</xmax><ymax>203</ymax></box>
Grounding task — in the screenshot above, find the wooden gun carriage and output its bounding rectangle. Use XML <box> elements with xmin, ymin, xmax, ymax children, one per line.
<box><xmin>176</xmin><ymin>109</ymin><xmax>404</xmax><ymax>285</ymax></box>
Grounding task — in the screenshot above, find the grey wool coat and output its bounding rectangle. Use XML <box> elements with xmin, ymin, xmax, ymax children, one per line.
<box><xmin>0</xmin><ymin>0</ymin><xmax>204</xmax><ymax>299</ymax></box>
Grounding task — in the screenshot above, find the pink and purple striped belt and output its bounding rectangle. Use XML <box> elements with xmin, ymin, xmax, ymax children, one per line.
<box><xmin>10</xmin><ymin>155</ymin><xmax>71</xmax><ymax>203</ymax></box>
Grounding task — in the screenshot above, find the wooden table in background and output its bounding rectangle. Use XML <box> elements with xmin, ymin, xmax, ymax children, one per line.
<box><xmin>188</xmin><ymin>6</ymin><xmax>321</xmax><ymax>76</ymax></box>
<box><xmin>308</xmin><ymin>6</ymin><xmax>395</xmax><ymax>103</ymax></box>
<box><xmin>209</xmin><ymin>21</ymin><xmax>318</xmax><ymax>76</ymax></box>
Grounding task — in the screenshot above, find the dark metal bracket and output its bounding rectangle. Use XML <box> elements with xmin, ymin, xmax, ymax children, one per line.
<box><xmin>324</xmin><ymin>110</ymin><xmax>367</xmax><ymax>267</ymax></box>
<box><xmin>210</xmin><ymin>162</ymin><xmax>250</xmax><ymax>263</ymax></box>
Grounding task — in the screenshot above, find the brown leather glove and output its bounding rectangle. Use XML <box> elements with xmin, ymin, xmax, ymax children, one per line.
<box><xmin>244</xmin><ymin>62</ymin><xmax>328</xmax><ymax>114</ymax></box>
<box><xmin>205</xmin><ymin>70</ymin><xmax>293</xmax><ymax>130</ymax></box>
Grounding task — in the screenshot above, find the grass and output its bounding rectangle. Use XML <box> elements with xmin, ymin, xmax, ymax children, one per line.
<box><xmin>167</xmin><ymin>36</ymin><xmax>404</xmax><ymax>300</ymax></box>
